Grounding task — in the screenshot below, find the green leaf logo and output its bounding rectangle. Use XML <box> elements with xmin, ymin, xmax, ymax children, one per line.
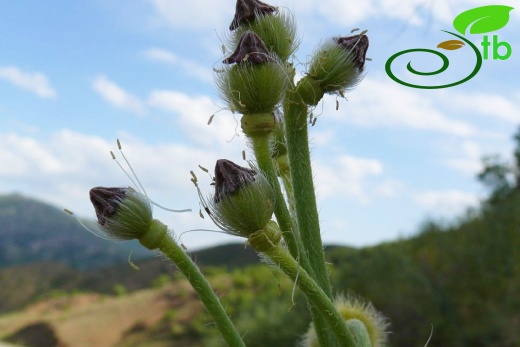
<box><xmin>453</xmin><ymin>5</ymin><xmax>514</xmax><ymax>35</ymax></box>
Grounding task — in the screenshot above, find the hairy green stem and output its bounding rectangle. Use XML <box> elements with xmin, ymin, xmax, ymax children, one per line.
<box><xmin>283</xmin><ymin>89</ymin><xmax>338</xmax><ymax>347</ymax></box>
<box><xmin>283</xmin><ymin>88</ymin><xmax>332</xmax><ymax>297</ymax></box>
<box><xmin>261</xmin><ymin>243</ymin><xmax>357</xmax><ymax>347</ymax></box>
<box><xmin>250</xmin><ymin>133</ymin><xmax>301</xmax><ymax>260</ymax></box>
<box><xmin>250</xmin><ymin>133</ymin><xmax>338</xmax><ymax>346</ymax></box>
<box><xmin>157</xmin><ymin>231</ymin><xmax>245</xmax><ymax>347</ymax></box>
<box><xmin>280</xmin><ymin>170</ymin><xmax>295</xmax><ymax>212</ymax></box>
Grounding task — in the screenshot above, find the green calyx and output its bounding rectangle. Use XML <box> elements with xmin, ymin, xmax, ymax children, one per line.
<box><xmin>248</xmin><ymin>220</ymin><xmax>282</xmax><ymax>252</ymax></box>
<box><xmin>241</xmin><ymin>112</ymin><xmax>275</xmax><ymax>136</ymax></box>
<box><xmin>346</xmin><ymin>319</ymin><xmax>372</xmax><ymax>347</ymax></box>
<box><xmin>303</xmin><ymin>295</ymin><xmax>389</xmax><ymax>347</ymax></box>
<box><xmin>307</xmin><ymin>41</ymin><xmax>363</xmax><ymax>95</ymax></box>
<box><xmin>233</xmin><ymin>10</ymin><xmax>298</xmax><ymax>61</ymax></box>
<box><xmin>212</xmin><ymin>170</ymin><xmax>275</xmax><ymax>236</ymax></box>
<box><xmin>138</xmin><ymin>219</ymin><xmax>168</xmax><ymax>250</ymax></box>
<box><xmin>297</xmin><ymin>76</ymin><xmax>325</xmax><ymax>106</ymax></box>
<box><xmin>217</xmin><ymin>61</ymin><xmax>288</xmax><ymax>114</ymax></box>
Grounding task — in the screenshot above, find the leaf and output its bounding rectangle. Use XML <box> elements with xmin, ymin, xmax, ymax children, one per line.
<box><xmin>453</xmin><ymin>5</ymin><xmax>514</xmax><ymax>35</ymax></box>
<box><xmin>437</xmin><ymin>40</ymin><xmax>465</xmax><ymax>50</ymax></box>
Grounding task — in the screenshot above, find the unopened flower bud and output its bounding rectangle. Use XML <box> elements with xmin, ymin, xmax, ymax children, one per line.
<box><xmin>302</xmin><ymin>295</ymin><xmax>389</xmax><ymax>347</ymax></box>
<box><xmin>217</xmin><ymin>32</ymin><xmax>288</xmax><ymax>114</ymax></box>
<box><xmin>229</xmin><ymin>0</ymin><xmax>276</xmax><ymax>31</ymax></box>
<box><xmin>89</xmin><ymin>187</ymin><xmax>167</xmax><ymax>250</ymax></box>
<box><xmin>210</xmin><ymin>159</ymin><xmax>274</xmax><ymax>236</ymax></box>
<box><xmin>231</xmin><ymin>10</ymin><xmax>298</xmax><ymax>62</ymax></box>
<box><xmin>298</xmin><ymin>34</ymin><xmax>369</xmax><ymax>105</ymax></box>
<box><xmin>214</xmin><ymin>159</ymin><xmax>256</xmax><ymax>203</ymax></box>
<box><xmin>333</xmin><ymin>34</ymin><xmax>369</xmax><ymax>72</ymax></box>
<box><xmin>223</xmin><ymin>30</ymin><xmax>272</xmax><ymax>64</ymax></box>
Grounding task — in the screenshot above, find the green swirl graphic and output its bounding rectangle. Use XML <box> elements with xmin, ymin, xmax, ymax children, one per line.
<box><xmin>385</xmin><ymin>31</ymin><xmax>482</xmax><ymax>89</ymax></box>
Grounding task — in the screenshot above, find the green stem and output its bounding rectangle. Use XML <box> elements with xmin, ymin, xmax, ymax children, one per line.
<box><xmin>157</xmin><ymin>230</ymin><xmax>245</xmax><ymax>347</ymax></box>
<box><xmin>261</xmin><ymin>243</ymin><xmax>357</xmax><ymax>347</ymax></box>
<box><xmin>250</xmin><ymin>134</ymin><xmax>337</xmax><ymax>346</ymax></box>
<box><xmin>283</xmin><ymin>88</ymin><xmax>332</xmax><ymax>297</ymax></box>
<box><xmin>283</xmin><ymin>90</ymin><xmax>338</xmax><ymax>347</ymax></box>
<box><xmin>280</xmin><ymin>169</ymin><xmax>295</xmax><ymax>212</ymax></box>
<box><xmin>249</xmin><ymin>133</ymin><xmax>301</xmax><ymax>261</ymax></box>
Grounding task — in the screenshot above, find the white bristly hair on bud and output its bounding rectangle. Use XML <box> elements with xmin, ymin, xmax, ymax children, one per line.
<box><xmin>111</xmin><ymin>139</ymin><xmax>191</xmax><ymax>214</ymax></box>
<box><xmin>64</xmin><ymin>208</ymin><xmax>115</xmax><ymax>240</ymax></box>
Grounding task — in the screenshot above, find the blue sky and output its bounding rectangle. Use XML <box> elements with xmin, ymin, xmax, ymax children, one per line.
<box><xmin>1</xmin><ymin>0</ymin><xmax>519</xmax><ymax>250</ymax></box>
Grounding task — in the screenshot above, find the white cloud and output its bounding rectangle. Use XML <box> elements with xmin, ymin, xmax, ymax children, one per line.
<box><xmin>143</xmin><ymin>48</ymin><xmax>178</xmax><ymax>63</ymax></box>
<box><xmin>288</xmin><ymin>0</ymin><xmax>513</xmax><ymax>27</ymax></box>
<box><xmin>148</xmin><ymin>90</ymin><xmax>241</xmax><ymax>147</ymax></box>
<box><xmin>374</xmin><ymin>179</ymin><xmax>405</xmax><ymax>198</ymax></box>
<box><xmin>447</xmin><ymin>91</ymin><xmax>520</xmax><ymax>123</ymax></box>
<box><xmin>444</xmin><ymin>140</ymin><xmax>483</xmax><ymax>175</ymax></box>
<box><xmin>0</xmin><ymin>130</ymin><xmax>240</xmax><ymax>249</ymax></box>
<box><xmin>413</xmin><ymin>189</ymin><xmax>480</xmax><ymax>214</ymax></box>
<box><xmin>314</xmin><ymin>154</ymin><xmax>383</xmax><ymax>203</ymax></box>
<box><xmin>0</xmin><ymin>134</ymin><xmax>63</xmax><ymax>175</ymax></box>
<box><xmin>92</xmin><ymin>75</ymin><xmax>146</xmax><ymax>115</ymax></box>
<box><xmin>143</xmin><ymin>48</ymin><xmax>212</xmax><ymax>82</ymax></box>
<box><xmin>326</xmin><ymin>77</ymin><xmax>476</xmax><ymax>136</ymax></box>
<box><xmin>143</xmin><ymin>0</ymin><xmax>518</xmax><ymax>37</ymax></box>
<box><xmin>0</xmin><ymin>66</ymin><xmax>56</xmax><ymax>98</ymax></box>
<box><xmin>146</xmin><ymin>0</ymin><xmax>233</xmax><ymax>30</ymax></box>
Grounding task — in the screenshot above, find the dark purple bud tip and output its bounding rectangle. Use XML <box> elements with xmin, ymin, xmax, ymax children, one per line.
<box><xmin>333</xmin><ymin>34</ymin><xmax>369</xmax><ymax>71</ymax></box>
<box><xmin>223</xmin><ymin>31</ymin><xmax>272</xmax><ymax>64</ymax></box>
<box><xmin>230</xmin><ymin>0</ymin><xmax>276</xmax><ymax>31</ymax></box>
<box><xmin>214</xmin><ymin>159</ymin><xmax>256</xmax><ymax>203</ymax></box>
<box><xmin>89</xmin><ymin>187</ymin><xmax>129</xmax><ymax>225</ymax></box>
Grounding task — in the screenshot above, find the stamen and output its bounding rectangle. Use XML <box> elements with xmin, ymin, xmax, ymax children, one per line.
<box><xmin>112</xmin><ymin>139</ymin><xmax>191</xmax><ymax>214</ymax></box>
<box><xmin>128</xmin><ymin>251</ymin><xmax>140</xmax><ymax>270</ymax></box>
<box><xmin>116</xmin><ymin>139</ymin><xmax>148</xmax><ymax>197</ymax></box>
<box><xmin>64</xmin><ymin>208</ymin><xmax>112</xmax><ymax>240</ymax></box>
<box><xmin>190</xmin><ymin>170</ymin><xmax>198</xmax><ymax>183</ymax></box>
<box><xmin>111</xmin><ymin>152</ymin><xmax>140</xmax><ymax>192</ymax></box>
<box><xmin>149</xmin><ymin>200</ymin><xmax>191</xmax><ymax>213</ymax></box>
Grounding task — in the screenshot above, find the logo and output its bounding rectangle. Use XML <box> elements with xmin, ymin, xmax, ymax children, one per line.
<box><xmin>385</xmin><ymin>5</ymin><xmax>514</xmax><ymax>89</ymax></box>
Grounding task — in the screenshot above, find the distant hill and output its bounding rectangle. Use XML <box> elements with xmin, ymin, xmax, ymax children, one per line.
<box><xmin>0</xmin><ymin>194</ymin><xmax>150</xmax><ymax>269</ymax></box>
<box><xmin>0</xmin><ymin>194</ymin><xmax>261</xmax><ymax>313</ymax></box>
<box><xmin>1</xmin><ymin>188</ymin><xmax>519</xmax><ymax>345</ymax></box>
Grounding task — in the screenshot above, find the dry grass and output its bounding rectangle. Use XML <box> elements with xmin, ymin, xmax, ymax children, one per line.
<box><xmin>0</xmin><ymin>281</ymin><xmax>202</xmax><ymax>347</ymax></box>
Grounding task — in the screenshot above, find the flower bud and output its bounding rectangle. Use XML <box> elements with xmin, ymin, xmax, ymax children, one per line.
<box><xmin>302</xmin><ymin>295</ymin><xmax>389</xmax><ymax>347</ymax></box>
<box><xmin>89</xmin><ymin>187</ymin><xmax>167</xmax><ymax>250</ymax></box>
<box><xmin>224</xmin><ymin>30</ymin><xmax>273</xmax><ymax>64</ymax></box>
<box><xmin>231</xmin><ymin>10</ymin><xmax>298</xmax><ymax>62</ymax></box>
<box><xmin>229</xmin><ymin>0</ymin><xmax>276</xmax><ymax>31</ymax></box>
<box><xmin>333</xmin><ymin>34</ymin><xmax>369</xmax><ymax>72</ymax></box>
<box><xmin>210</xmin><ymin>159</ymin><xmax>275</xmax><ymax>236</ymax></box>
<box><xmin>298</xmin><ymin>34</ymin><xmax>369</xmax><ymax>105</ymax></box>
<box><xmin>217</xmin><ymin>31</ymin><xmax>289</xmax><ymax>115</ymax></box>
